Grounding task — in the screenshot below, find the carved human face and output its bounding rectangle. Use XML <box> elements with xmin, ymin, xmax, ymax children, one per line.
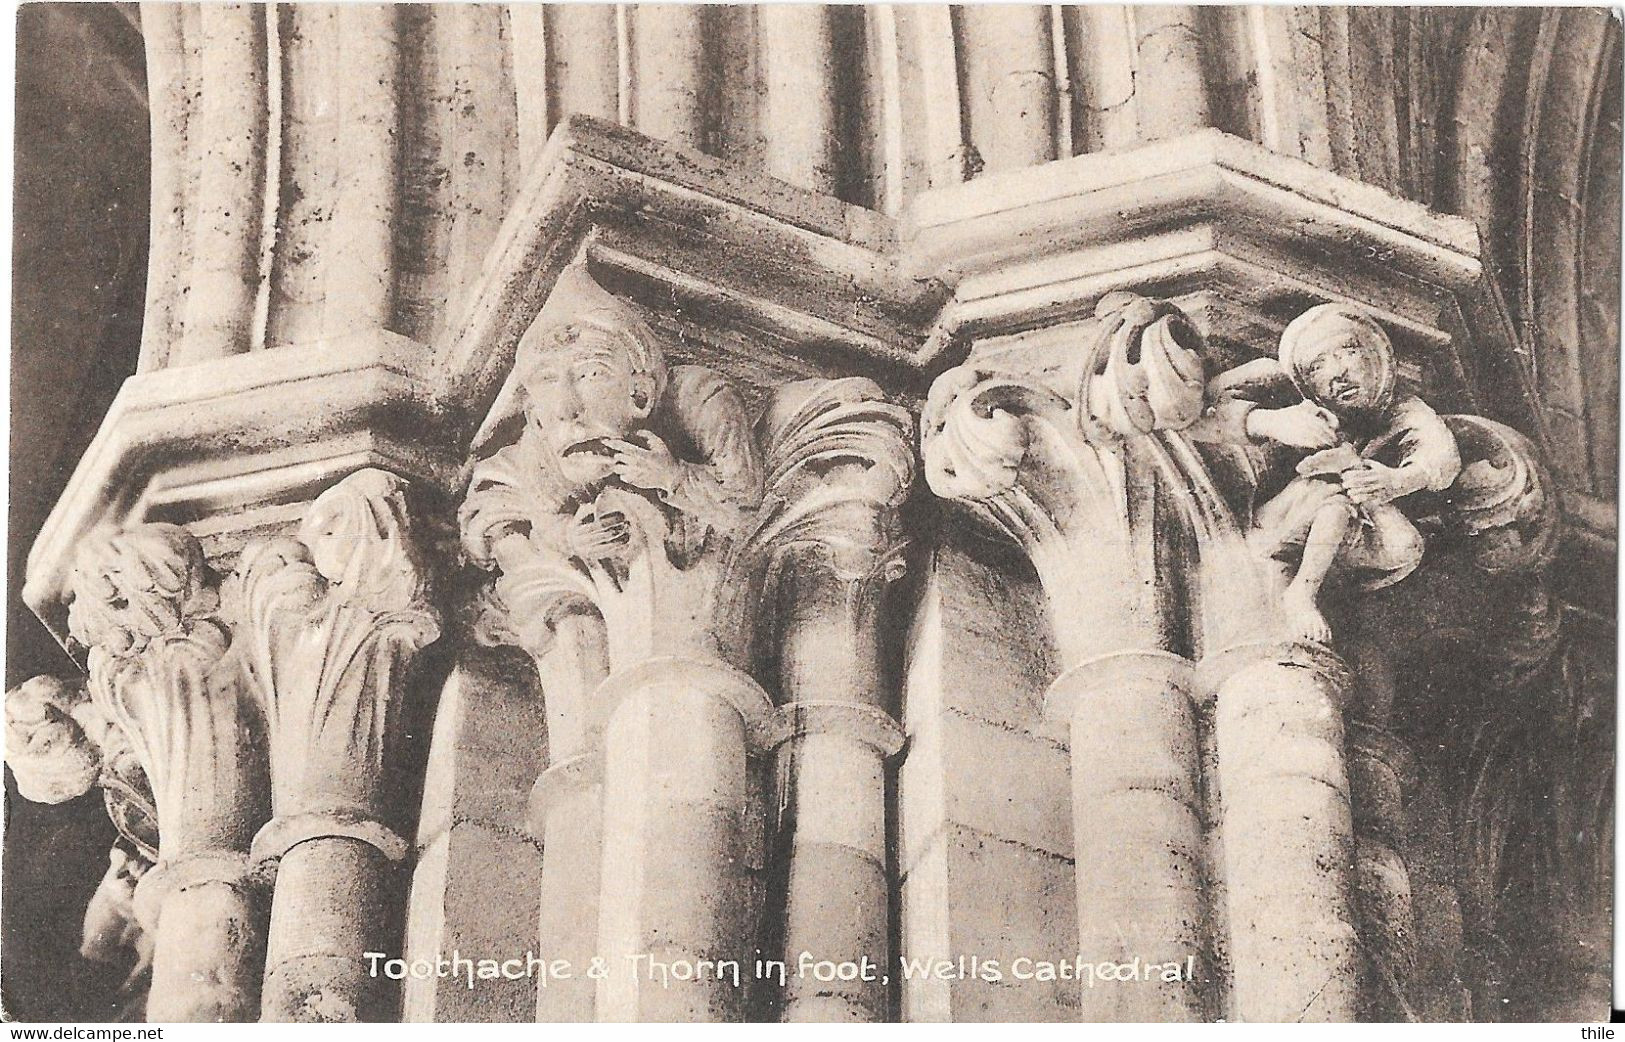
<box><xmin>302</xmin><ymin>496</ymin><xmax>354</xmax><ymax>583</ymax></box>
<box><xmin>1300</xmin><ymin>332</ymin><xmax>1386</xmax><ymax>413</ymax></box>
<box><xmin>522</xmin><ymin>330</ymin><xmax>655</xmax><ymax>484</ymax></box>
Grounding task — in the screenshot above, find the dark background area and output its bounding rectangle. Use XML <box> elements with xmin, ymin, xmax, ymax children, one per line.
<box><xmin>6</xmin><ymin>3</ymin><xmax>149</xmax><ymax>1020</ymax></box>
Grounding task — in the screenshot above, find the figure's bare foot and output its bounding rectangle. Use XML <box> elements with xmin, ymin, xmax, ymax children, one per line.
<box><xmin>1282</xmin><ymin>582</ymin><xmax>1332</xmax><ymax>644</ymax></box>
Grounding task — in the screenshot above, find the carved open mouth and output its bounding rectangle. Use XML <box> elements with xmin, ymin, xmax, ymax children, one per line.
<box><xmin>561</xmin><ymin>438</ymin><xmax>616</xmax><ymax>460</ymax></box>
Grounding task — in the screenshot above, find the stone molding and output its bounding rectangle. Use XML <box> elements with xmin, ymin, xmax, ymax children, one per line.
<box><xmin>771</xmin><ymin>700</ymin><xmax>906</xmax><ymax>758</ymax></box>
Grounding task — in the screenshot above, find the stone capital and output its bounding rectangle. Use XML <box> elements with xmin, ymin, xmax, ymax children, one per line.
<box><xmin>232</xmin><ymin>468</ymin><xmax>441</xmax><ymax>854</ymax></box>
<box><xmin>65</xmin><ymin>522</ymin><xmax>265</xmax><ymax>862</ymax></box>
<box><xmin>921</xmin><ymin>293</ymin><xmax>1218</xmax><ymax>666</ymax></box>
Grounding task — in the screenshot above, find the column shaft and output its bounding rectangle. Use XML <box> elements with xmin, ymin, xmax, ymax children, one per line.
<box><xmin>1209</xmin><ymin>643</ymin><xmax>1360</xmax><ymax>1022</ymax></box>
<box><xmin>145</xmin><ymin>872</ymin><xmax>264</xmax><ymax>1021</ymax></box>
<box><xmin>777</xmin><ymin>722</ymin><xmax>895</xmax><ymax>1022</ymax></box>
<box><xmin>759</xmin><ymin>5</ymin><xmax>838</xmax><ymax>193</ymax></box>
<box><xmin>1052</xmin><ymin>651</ymin><xmax>1207</xmax><ymax>1021</ymax></box>
<box><xmin>594</xmin><ymin>659</ymin><xmax>770</xmax><ymax>1021</ymax></box>
<box><xmin>1348</xmin><ymin>723</ymin><xmax>1417</xmax><ymax>1018</ymax></box>
<box><xmin>533</xmin><ymin>757</ymin><xmax>604</xmax><ymax>1022</ymax></box>
<box><xmin>261</xmin><ymin>837</ymin><xmax>393</xmax><ymax>1022</ymax></box>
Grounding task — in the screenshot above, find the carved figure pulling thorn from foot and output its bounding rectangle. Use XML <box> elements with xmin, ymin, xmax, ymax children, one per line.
<box><xmin>1197</xmin><ymin>304</ymin><xmax>1462</xmax><ymax>644</ymax></box>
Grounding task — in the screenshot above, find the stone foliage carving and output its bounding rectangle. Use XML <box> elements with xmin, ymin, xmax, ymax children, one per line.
<box><xmin>233</xmin><ymin>468</ymin><xmax>439</xmax><ymax>858</ymax></box>
<box><xmin>1437</xmin><ymin>414</ymin><xmax>1562</xmax><ymax>575</ymax></box>
<box><xmin>741</xmin><ymin>375</ymin><xmax>914</xmax><ymax>617</ymax></box>
<box><xmin>921</xmin><ymin>292</ymin><xmax>1219</xmax><ymax>662</ymax></box>
<box><xmin>64</xmin><ymin>524</ymin><xmax>254</xmax><ymax>862</ymax></box>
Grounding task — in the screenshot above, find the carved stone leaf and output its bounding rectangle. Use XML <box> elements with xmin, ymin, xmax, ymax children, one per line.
<box><xmin>746</xmin><ymin>377</ymin><xmax>915</xmax><ymax>584</ymax></box>
<box><xmin>1082</xmin><ymin>292</ymin><xmax>1208</xmax><ymax>439</ymax></box>
<box><xmin>1439</xmin><ymin>415</ymin><xmax>1562</xmax><ymax>573</ymax></box>
<box><xmin>235</xmin><ymin>469</ymin><xmax>440</xmax><ymax>824</ymax></box>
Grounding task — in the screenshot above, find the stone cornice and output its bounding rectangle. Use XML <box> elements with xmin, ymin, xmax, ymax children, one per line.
<box><xmin>24</xmin><ymin>331</ymin><xmax>450</xmax><ymax>639</ymax></box>
<box><xmin>905</xmin><ymin>127</ymin><xmax>1485</xmax><ymax>390</ymax></box>
<box><xmin>436</xmin><ymin>116</ymin><xmax>950</xmax><ymax>413</ymax></box>
<box><xmin>905</xmin><ymin>127</ymin><xmax>1481</xmax><ymax>281</ymax></box>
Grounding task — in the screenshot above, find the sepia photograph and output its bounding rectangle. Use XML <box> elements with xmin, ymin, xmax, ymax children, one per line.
<box><xmin>2</xmin><ymin>0</ymin><xmax>1618</xmax><ymax>1027</ymax></box>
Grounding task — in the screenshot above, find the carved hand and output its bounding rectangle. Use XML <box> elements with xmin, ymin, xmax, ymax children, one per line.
<box><xmin>604</xmin><ymin>433</ymin><xmax>682</xmax><ymax>494</ymax></box>
<box><xmin>567</xmin><ymin>503</ymin><xmax>631</xmax><ymax>562</ymax></box>
<box><xmin>1341</xmin><ymin>460</ymin><xmax>1412</xmax><ymax>506</ymax></box>
<box><xmin>1247</xmin><ymin>401</ymin><xmax>1340</xmax><ymax>449</ymax></box>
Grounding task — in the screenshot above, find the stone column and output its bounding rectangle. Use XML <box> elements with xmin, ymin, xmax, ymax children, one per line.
<box><xmin>1047</xmin><ymin>650</ymin><xmax>1205</xmax><ymax>1021</ymax></box>
<box><xmin>922</xmin><ymin>295</ymin><xmax>1216</xmax><ymax>1021</ymax></box>
<box><xmin>522</xmin><ymin>613</ymin><xmax>609</xmax><ymax>1022</ymax></box>
<box><xmin>453</xmin><ymin>268</ymin><xmax>919</xmax><ymax>1022</ymax></box>
<box><xmin>233</xmin><ymin>469</ymin><xmax>441</xmax><ymax>1022</ymax></box>
<box><xmin>462</xmin><ymin>514</ymin><xmax>612</xmax><ymax>1023</ymax></box>
<box><xmin>772</xmin><ymin>578</ymin><xmax>906</xmax><ymax>1022</ymax></box>
<box><xmin>755</xmin><ymin>380</ymin><xmax>914</xmax><ymax>1023</ymax></box>
<box><xmin>63</xmin><ymin>523</ymin><xmax>270</xmax><ymax>1022</ymax></box>
<box><xmin>771</xmin><ymin>702</ymin><xmax>901</xmax><ymax>1022</ymax></box>
<box><xmin>591</xmin><ymin>656</ymin><xmax>779</xmax><ymax>1022</ymax></box>
<box><xmin>1201</xmin><ymin>641</ymin><xmax>1361</xmax><ymax>1022</ymax></box>
<box><xmin>529</xmin><ymin>750</ymin><xmax>604</xmax><ymax>1022</ymax></box>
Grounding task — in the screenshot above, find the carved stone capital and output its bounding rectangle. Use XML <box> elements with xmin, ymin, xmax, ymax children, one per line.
<box><xmin>743</xmin><ymin>376</ymin><xmax>915</xmax><ymax>614</ymax></box>
<box><xmin>922</xmin><ymin>293</ymin><xmax>1219</xmax><ymax>665</ymax></box>
<box><xmin>463</xmin><ymin>269</ymin><xmax>918</xmax><ymax>689</ymax></box>
<box><xmin>65</xmin><ymin>523</ymin><xmax>263</xmax><ymax>862</ymax></box>
<box><xmin>232</xmin><ymin>468</ymin><xmax>440</xmax><ymax>856</ymax></box>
